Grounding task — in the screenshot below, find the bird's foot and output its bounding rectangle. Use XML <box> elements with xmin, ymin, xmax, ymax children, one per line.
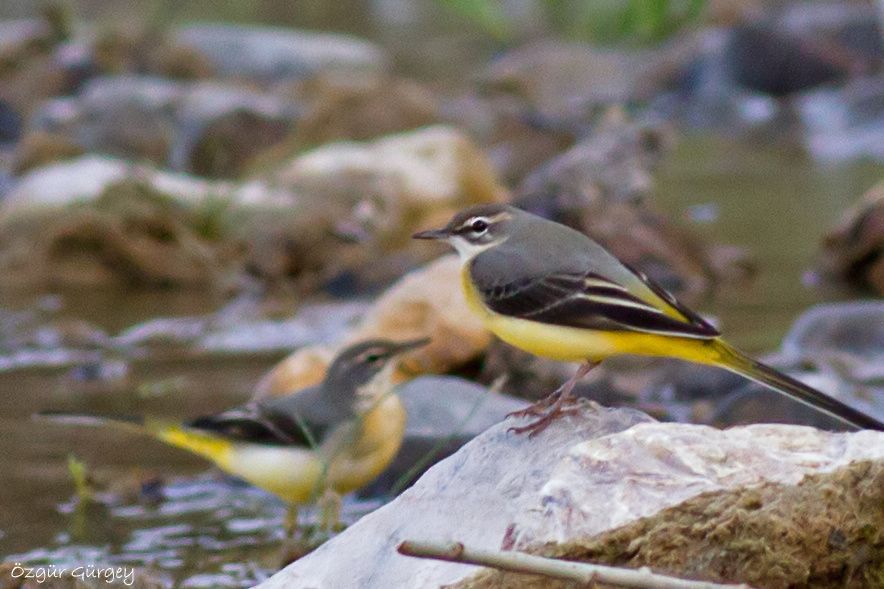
<box><xmin>507</xmin><ymin>403</ymin><xmax>581</xmax><ymax>438</ymax></box>
<box><xmin>506</xmin><ymin>386</ymin><xmax>575</xmax><ymax>419</ymax></box>
<box><xmin>506</xmin><ymin>399</ymin><xmax>552</xmax><ymax>419</ymax></box>
<box><xmin>507</xmin><ymin>361</ymin><xmax>598</xmax><ymax>436</ymax></box>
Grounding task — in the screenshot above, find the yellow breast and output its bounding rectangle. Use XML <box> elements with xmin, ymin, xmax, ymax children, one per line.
<box><xmin>326</xmin><ymin>394</ymin><xmax>407</xmax><ymax>495</ymax></box>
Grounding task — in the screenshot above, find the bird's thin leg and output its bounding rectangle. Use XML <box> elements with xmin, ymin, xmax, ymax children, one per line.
<box><xmin>507</xmin><ymin>360</ymin><xmax>598</xmax><ymax>418</ymax></box>
<box><xmin>318</xmin><ymin>489</ymin><xmax>343</xmax><ymax>532</ymax></box>
<box><xmin>508</xmin><ymin>360</ymin><xmax>599</xmax><ymax>437</ymax></box>
<box><xmin>284</xmin><ymin>505</ymin><xmax>299</xmax><ymax>539</ymax></box>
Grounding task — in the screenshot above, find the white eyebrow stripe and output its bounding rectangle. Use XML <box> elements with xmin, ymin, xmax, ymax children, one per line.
<box><xmin>459</xmin><ymin>211</ymin><xmax>512</xmax><ymax>231</ymax></box>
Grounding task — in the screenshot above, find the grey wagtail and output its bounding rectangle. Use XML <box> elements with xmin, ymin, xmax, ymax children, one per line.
<box><xmin>38</xmin><ymin>338</ymin><xmax>429</xmax><ymax>529</ymax></box>
<box><xmin>414</xmin><ymin>204</ymin><xmax>884</xmax><ymax>436</ymax></box>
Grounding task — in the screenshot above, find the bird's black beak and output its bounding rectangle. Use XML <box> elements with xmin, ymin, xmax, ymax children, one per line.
<box><xmin>389</xmin><ymin>337</ymin><xmax>432</xmax><ymax>355</ymax></box>
<box><xmin>412</xmin><ymin>228</ymin><xmax>449</xmax><ymax>240</ymax></box>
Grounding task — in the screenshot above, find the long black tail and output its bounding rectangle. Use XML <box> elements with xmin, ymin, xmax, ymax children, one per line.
<box><xmin>714</xmin><ymin>341</ymin><xmax>884</xmax><ymax>431</ymax></box>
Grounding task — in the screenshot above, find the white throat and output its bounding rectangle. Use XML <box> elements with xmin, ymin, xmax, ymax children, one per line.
<box><xmin>449</xmin><ymin>236</ymin><xmax>499</xmax><ymax>263</ymax></box>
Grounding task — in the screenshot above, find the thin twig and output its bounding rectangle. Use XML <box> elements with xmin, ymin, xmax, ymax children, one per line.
<box><xmin>397</xmin><ymin>540</ymin><xmax>755</xmax><ymax>589</ymax></box>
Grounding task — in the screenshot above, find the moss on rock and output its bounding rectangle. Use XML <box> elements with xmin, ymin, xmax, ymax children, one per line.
<box><xmin>454</xmin><ymin>460</ymin><xmax>884</xmax><ymax>589</ymax></box>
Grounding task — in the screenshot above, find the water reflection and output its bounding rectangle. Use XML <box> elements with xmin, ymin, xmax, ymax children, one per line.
<box><xmin>6</xmin><ymin>473</ymin><xmax>381</xmax><ymax>587</ymax></box>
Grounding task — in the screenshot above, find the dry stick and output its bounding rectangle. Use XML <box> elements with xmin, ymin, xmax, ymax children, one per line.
<box><xmin>397</xmin><ymin>540</ymin><xmax>755</xmax><ymax>589</ymax></box>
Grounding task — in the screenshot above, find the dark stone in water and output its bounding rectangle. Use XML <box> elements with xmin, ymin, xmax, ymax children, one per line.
<box><xmin>0</xmin><ymin>100</ymin><xmax>22</xmax><ymax>145</ymax></box>
<box><xmin>725</xmin><ymin>23</ymin><xmax>848</xmax><ymax>97</ymax></box>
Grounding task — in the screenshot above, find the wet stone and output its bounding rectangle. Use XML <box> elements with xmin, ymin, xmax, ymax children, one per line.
<box><xmin>821</xmin><ymin>179</ymin><xmax>884</xmax><ymax>294</ymax></box>
<box><xmin>171</xmin><ymin>24</ymin><xmax>389</xmax><ymax>83</ymax></box>
<box><xmin>25</xmin><ymin>76</ymin><xmax>300</xmax><ymax>175</ymax></box>
<box><xmin>796</xmin><ymin>76</ymin><xmax>884</xmax><ymax>163</ymax></box>
<box><xmin>781</xmin><ymin>300</ymin><xmax>884</xmax><ymax>362</ymax></box>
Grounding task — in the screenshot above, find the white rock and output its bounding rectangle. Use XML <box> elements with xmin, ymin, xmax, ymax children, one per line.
<box><xmin>256</xmin><ymin>405</ymin><xmax>884</xmax><ymax>589</ymax></box>
<box><xmin>796</xmin><ymin>77</ymin><xmax>884</xmax><ymax>164</ymax></box>
<box><xmin>513</xmin><ymin>421</ymin><xmax>884</xmax><ymax>547</ymax></box>
<box><xmin>172</xmin><ymin>24</ymin><xmax>389</xmax><ymax>80</ymax></box>
<box><xmin>196</xmin><ymin>302</ymin><xmax>368</xmax><ymax>354</ymax></box>
<box><xmin>0</xmin><ymin>155</ymin><xmax>293</xmax><ymax>221</ymax></box>
<box><xmin>77</xmin><ymin>75</ymin><xmax>183</xmax><ymax>112</ymax></box>
<box><xmin>278</xmin><ymin>125</ymin><xmax>506</xmax><ymax>207</ymax></box>
<box><xmin>0</xmin><ymin>155</ymin><xmax>128</xmax><ymax>214</ymax></box>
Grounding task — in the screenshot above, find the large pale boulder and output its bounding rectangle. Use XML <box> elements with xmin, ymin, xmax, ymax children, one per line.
<box><xmin>257</xmin><ymin>404</ymin><xmax>884</xmax><ymax>588</ymax></box>
<box><xmin>235</xmin><ymin>126</ymin><xmax>509</xmax><ymax>290</ymax></box>
<box><xmin>274</xmin><ymin>125</ymin><xmax>508</xmax><ymax>247</ymax></box>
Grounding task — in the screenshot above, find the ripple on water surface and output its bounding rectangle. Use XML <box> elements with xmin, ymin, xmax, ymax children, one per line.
<box><xmin>4</xmin><ymin>474</ymin><xmax>382</xmax><ymax>587</ymax></box>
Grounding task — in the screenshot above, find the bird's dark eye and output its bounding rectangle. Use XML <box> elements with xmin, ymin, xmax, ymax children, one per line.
<box><xmin>470</xmin><ymin>219</ymin><xmax>489</xmax><ymax>233</ymax></box>
<box><xmin>365</xmin><ymin>353</ymin><xmax>383</xmax><ymax>364</ymax></box>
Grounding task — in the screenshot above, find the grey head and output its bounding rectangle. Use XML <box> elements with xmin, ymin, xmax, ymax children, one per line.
<box><xmin>322</xmin><ymin>338</ymin><xmax>430</xmax><ymax>396</ymax></box>
<box><xmin>412</xmin><ymin>203</ymin><xmax>596</xmax><ymax>264</ymax></box>
<box><xmin>412</xmin><ymin>204</ymin><xmax>529</xmax><ymax>260</ymax></box>
<box><xmin>268</xmin><ymin>337</ymin><xmax>430</xmax><ymax>430</ymax></box>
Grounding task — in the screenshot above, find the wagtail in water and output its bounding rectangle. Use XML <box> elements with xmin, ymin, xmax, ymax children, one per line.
<box><xmin>414</xmin><ymin>204</ymin><xmax>884</xmax><ymax>436</ymax></box>
<box><xmin>38</xmin><ymin>338</ymin><xmax>429</xmax><ymax>530</ymax></box>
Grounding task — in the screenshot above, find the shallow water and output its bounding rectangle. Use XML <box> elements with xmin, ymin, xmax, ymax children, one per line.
<box><xmin>655</xmin><ymin>134</ymin><xmax>882</xmax><ymax>350</ymax></box>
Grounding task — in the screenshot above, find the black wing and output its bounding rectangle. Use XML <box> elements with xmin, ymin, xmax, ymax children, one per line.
<box><xmin>187</xmin><ymin>399</ymin><xmax>328</xmax><ymax>448</ymax></box>
<box><xmin>478</xmin><ymin>267</ymin><xmax>719</xmax><ymax>339</ymax></box>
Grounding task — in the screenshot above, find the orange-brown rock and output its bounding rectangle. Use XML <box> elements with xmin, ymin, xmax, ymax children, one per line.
<box><xmin>255</xmin><ymin>255</ymin><xmax>492</xmax><ymax>399</ymax></box>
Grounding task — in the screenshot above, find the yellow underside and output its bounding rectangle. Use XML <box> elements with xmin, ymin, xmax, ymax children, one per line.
<box><xmin>461</xmin><ymin>265</ymin><xmax>721</xmax><ymax>365</ymax></box>
<box><xmin>149</xmin><ymin>394</ymin><xmax>406</xmax><ymax>505</ymax></box>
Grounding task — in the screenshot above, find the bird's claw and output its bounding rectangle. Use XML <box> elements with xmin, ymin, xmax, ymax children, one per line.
<box><xmin>506</xmin><ymin>385</ymin><xmax>571</xmax><ymax>419</ymax></box>
<box><xmin>507</xmin><ymin>405</ymin><xmax>581</xmax><ymax>438</ymax></box>
<box><xmin>506</xmin><ymin>403</ymin><xmax>548</xmax><ymax>419</ymax></box>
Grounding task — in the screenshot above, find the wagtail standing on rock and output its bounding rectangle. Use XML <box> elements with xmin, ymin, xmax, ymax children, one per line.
<box><xmin>38</xmin><ymin>338</ymin><xmax>429</xmax><ymax>531</ymax></box>
<box><xmin>414</xmin><ymin>204</ymin><xmax>884</xmax><ymax>436</ymax></box>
